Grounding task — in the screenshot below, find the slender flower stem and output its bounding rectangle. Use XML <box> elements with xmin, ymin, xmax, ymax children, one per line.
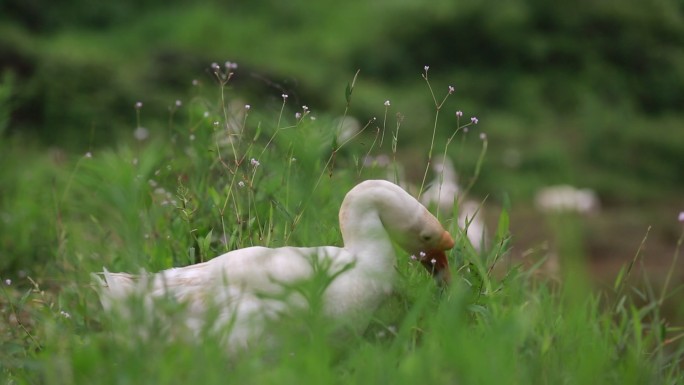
<box><xmin>418</xmin><ymin>70</ymin><xmax>453</xmax><ymax>198</ymax></box>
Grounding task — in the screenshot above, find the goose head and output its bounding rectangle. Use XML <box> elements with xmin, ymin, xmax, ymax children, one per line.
<box><xmin>340</xmin><ymin>180</ymin><xmax>455</xmax><ymax>285</ymax></box>
<box><xmin>380</xmin><ymin>191</ymin><xmax>455</xmax><ymax>285</ymax></box>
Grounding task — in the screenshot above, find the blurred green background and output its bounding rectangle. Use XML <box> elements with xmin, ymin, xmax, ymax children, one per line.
<box><xmin>1</xmin><ymin>0</ymin><xmax>683</xmax><ymax>285</ymax></box>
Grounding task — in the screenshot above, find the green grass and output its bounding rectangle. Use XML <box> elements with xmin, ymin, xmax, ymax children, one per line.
<box><xmin>1</xmin><ymin>67</ymin><xmax>683</xmax><ymax>384</ymax></box>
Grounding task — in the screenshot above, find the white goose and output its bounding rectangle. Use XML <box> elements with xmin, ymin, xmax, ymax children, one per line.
<box><xmin>420</xmin><ymin>155</ymin><xmax>461</xmax><ymax>211</ymax></box>
<box><xmin>95</xmin><ymin>180</ymin><xmax>454</xmax><ymax>350</ymax></box>
<box><xmin>421</xmin><ymin>156</ymin><xmax>488</xmax><ymax>252</ymax></box>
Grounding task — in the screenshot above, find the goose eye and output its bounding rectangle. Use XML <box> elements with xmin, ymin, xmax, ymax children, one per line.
<box><xmin>421</xmin><ymin>234</ymin><xmax>433</xmax><ymax>242</ymax></box>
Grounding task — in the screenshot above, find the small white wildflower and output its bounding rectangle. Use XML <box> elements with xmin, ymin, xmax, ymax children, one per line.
<box><xmin>133</xmin><ymin>126</ymin><xmax>149</xmax><ymax>141</ymax></box>
<box><xmin>203</xmin><ymin>111</ymin><xmax>210</xmax><ymax>118</ymax></box>
<box><xmin>430</xmin><ymin>258</ymin><xmax>437</xmax><ymax>264</ymax></box>
<box><xmin>302</xmin><ymin>105</ymin><xmax>309</xmax><ymax>111</ymax></box>
<box><xmin>295</xmin><ymin>112</ymin><xmax>302</xmax><ymax>119</ymax></box>
<box><xmin>387</xmin><ymin>325</ymin><xmax>397</xmax><ymax>334</ymax></box>
<box><xmin>192</xmin><ymin>79</ymin><xmax>199</xmax><ymax>86</ymax></box>
<box><xmin>456</xmin><ymin>110</ymin><xmax>463</xmax><ymax>118</ymax></box>
<box><xmin>281</xmin><ymin>94</ymin><xmax>288</xmax><ymax>100</ymax></box>
<box><xmin>309</xmin><ymin>116</ymin><xmax>316</xmax><ymax>121</ymax></box>
<box><xmin>245</xmin><ymin>104</ymin><xmax>251</xmax><ymax>110</ymax></box>
<box><xmin>85</xmin><ymin>152</ymin><xmax>92</xmax><ymax>158</ymax></box>
<box><xmin>419</xmin><ymin>251</ymin><xmax>426</xmax><ymax>258</ymax></box>
<box><xmin>291</xmin><ymin>157</ymin><xmax>297</xmax><ymax>162</ymax></box>
<box><xmin>148</xmin><ymin>179</ymin><xmax>158</xmax><ymax>187</ymax></box>
<box><xmin>679</xmin><ymin>211</ymin><xmax>684</xmax><ymax>222</ymax></box>
<box><xmin>175</xmin><ymin>100</ymin><xmax>182</xmax><ymax>107</ymax></box>
<box><xmin>480</xmin><ymin>132</ymin><xmax>487</xmax><ymax>140</ymax></box>
<box><xmin>448</xmin><ymin>85</ymin><xmax>455</xmax><ymax>94</ymax></box>
<box><xmin>225</xmin><ymin>61</ymin><xmax>238</xmax><ymax>70</ymax></box>
<box><xmin>60</xmin><ymin>311</ymin><xmax>71</xmax><ymax>319</ymax></box>
<box><xmin>424</xmin><ymin>65</ymin><xmax>430</xmax><ymax>72</ymax></box>
<box><xmin>4</xmin><ymin>279</ymin><xmax>11</xmax><ymax>286</ymax></box>
<box><xmin>211</xmin><ymin>62</ymin><xmax>220</xmax><ymax>71</ymax></box>
<box><xmin>238</xmin><ymin>181</ymin><xmax>245</xmax><ymax>188</ymax></box>
<box><xmin>250</xmin><ymin>158</ymin><xmax>260</xmax><ymax>167</ymax></box>
<box><xmin>213</xmin><ymin>121</ymin><xmax>220</xmax><ymax>127</ymax></box>
<box><xmin>144</xmin><ymin>234</ymin><xmax>150</xmax><ymax>239</ymax></box>
<box><xmin>471</xmin><ymin>117</ymin><xmax>479</xmax><ymax>124</ymax></box>
<box><xmin>410</xmin><ymin>255</ymin><xmax>417</xmax><ymax>261</ymax></box>
<box><xmin>134</xmin><ymin>101</ymin><xmax>143</xmax><ymax>109</ymax></box>
<box><xmin>384</xmin><ymin>100</ymin><xmax>390</xmax><ymax>107</ymax></box>
<box><xmin>189</xmin><ymin>134</ymin><xmax>196</xmax><ymax>141</ymax></box>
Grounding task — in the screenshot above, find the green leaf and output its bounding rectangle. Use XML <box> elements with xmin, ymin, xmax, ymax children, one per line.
<box><xmin>345</xmin><ymin>83</ymin><xmax>353</xmax><ymax>104</ymax></box>
<box><xmin>200</xmin><ymin>229</ymin><xmax>213</xmax><ymax>258</ymax></box>
<box><xmin>187</xmin><ymin>246</ymin><xmax>196</xmax><ymax>265</ymax></box>
<box><xmin>496</xmin><ymin>207</ymin><xmax>510</xmax><ymax>241</ymax></box>
<box><xmin>194</xmin><ymin>229</ymin><xmax>214</xmax><ymax>262</ymax></box>
<box><xmin>253</xmin><ymin>122</ymin><xmax>262</xmax><ymax>141</ymax></box>
<box><xmin>208</xmin><ymin>187</ymin><xmax>221</xmax><ymax>207</ymax></box>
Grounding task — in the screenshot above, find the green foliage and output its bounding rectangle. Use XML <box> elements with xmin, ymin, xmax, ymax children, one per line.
<box><xmin>1</xmin><ymin>1</ymin><xmax>684</xmax><ymax>380</ymax></box>
<box><xmin>0</xmin><ymin>70</ymin><xmax>14</xmax><ymax>137</ymax></box>
<box><xmin>0</xmin><ymin>140</ymin><xmax>67</xmax><ymax>275</ymax></box>
<box><xmin>2</xmin><ymin>0</ymin><xmax>684</xmax><ymax>207</ymax></box>
<box><xmin>1</xmin><ymin>68</ymin><xmax>683</xmax><ymax>384</ymax></box>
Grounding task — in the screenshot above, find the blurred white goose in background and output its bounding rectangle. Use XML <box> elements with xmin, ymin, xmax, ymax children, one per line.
<box><xmin>534</xmin><ymin>185</ymin><xmax>600</xmax><ymax>214</ymax></box>
<box><xmin>421</xmin><ymin>155</ymin><xmax>488</xmax><ymax>252</ymax></box>
<box><xmin>334</xmin><ymin>116</ymin><xmax>361</xmax><ymax>143</ymax></box>
<box><xmin>94</xmin><ymin>180</ymin><xmax>454</xmax><ymax>351</ymax></box>
<box><xmin>419</xmin><ymin>155</ymin><xmax>461</xmax><ymax>211</ymax></box>
<box><xmin>533</xmin><ymin>185</ymin><xmax>600</xmax><ymax>279</ymax></box>
<box><xmin>455</xmin><ymin>200</ymin><xmax>487</xmax><ymax>252</ymax></box>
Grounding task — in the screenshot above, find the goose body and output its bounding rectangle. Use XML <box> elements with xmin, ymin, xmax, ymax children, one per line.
<box><xmin>96</xmin><ymin>180</ymin><xmax>454</xmax><ymax>350</ymax></box>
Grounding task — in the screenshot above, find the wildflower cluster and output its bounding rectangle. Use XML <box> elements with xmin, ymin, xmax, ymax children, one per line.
<box><xmin>409</xmin><ymin>251</ymin><xmax>435</xmax><ymax>265</ymax></box>
<box><xmin>211</xmin><ymin>60</ymin><xmax>238</xmax><ymax>82</ymax></box>
<box><xmin>295</xmin><ymin>105</ymin><xmax>311</xmax><ymax>121</ymax></box>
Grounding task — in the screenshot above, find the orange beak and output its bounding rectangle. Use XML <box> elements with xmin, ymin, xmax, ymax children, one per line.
<box><xmin>418</xmin><ymin>230</ymin><xmax>454</xmax><ymax>286</ymax></box>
